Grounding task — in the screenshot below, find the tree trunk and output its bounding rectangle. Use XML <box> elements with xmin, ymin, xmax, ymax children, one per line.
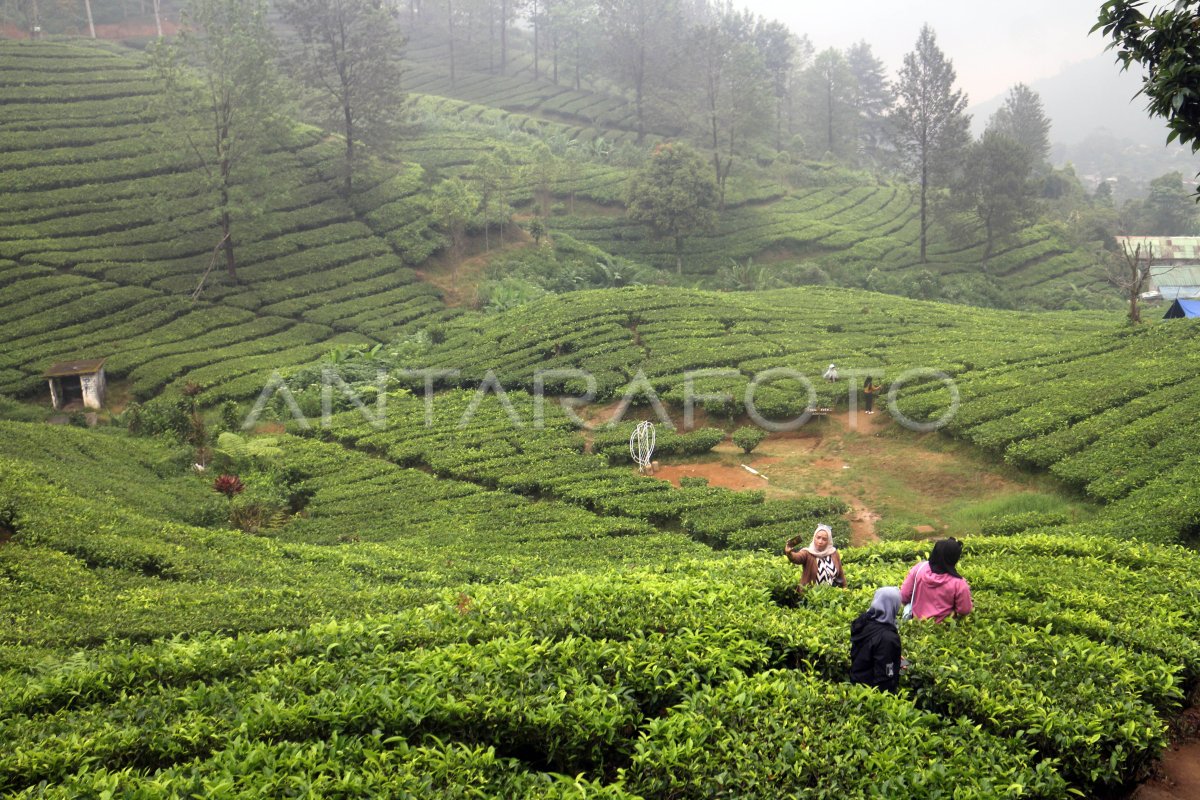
<box><xmin>918</xmin><ymin>154</ymin><xmax>928</xmax><ymax>263</ymax></box>
<box><xmin>825</xmin><ymin>82</ymin><xmax>834</xmax><ymax>154</ymax></box>
<box><xmin>343</xmin><ymin>99</ymin><xmax>354</xmax><ymax>197</ymax></box>
<box><xmin>220</xmin><ymin>161</ymin><xmax>237</xmax><ymax>280</ymax></box>
<box><xmin>675</xmin><ymin>235</ymin><xmax>683</xmax><ymax>275</ymax></box>
<box><xmin>29</xmin><ymin>0</ymin><xmax>40</xmax><ymax>37</ymax></box>
<box><xmin>152</xmin><ymin>0</ymin><xmax>162</xmax><ymax>37</ymax></box>
<box><xmin>709</xmin><ymin>103</ymin><xmax>721</xmax><ymax>208</ymax></box>
<box><xmin>83</xmin><ymin>0</ymin><xmax>96</xmax><ymax>37</ymax></box>
<box><xmin>573</xmin><ymin>34</ymin><xmax>580</xmax><ymax>90</ymax></box>
<box><xmin>500</xmin><ymin>0</ymin><xmax>507</xmax><ymax>75</ymax></box>
<box><xmin>775</xmin><ymin>94</ymin><xmax>784</xmax><ymax>152</ymax></box>
<box><xmin>982</xmin><ymin>217</ymin><xmax>993</xmax><ymax>271</ymax></box>
<box><xmin>532</xmin><ymin>0</ymin><xmax>539</xmax><ymax>79</ymax></box>
<box><xmin>221</xmin><ymin>211</ymin><xmax>237</xmax><ymax>280</ymax></box>
<box><xmin>447</xmin><ymin>0</ymin><xmax>456</xmax><ymax>86</ymax></box>
<box><xmin>634</xmin><ymin>43</ymin><xmax>646</xmax><ymax>144</ymax></box>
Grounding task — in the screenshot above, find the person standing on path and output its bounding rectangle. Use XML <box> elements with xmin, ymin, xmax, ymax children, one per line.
<box><xmin>863</xmin><ymin>375</ymin><xmax>880</xmax><ymax>415</ymax></box>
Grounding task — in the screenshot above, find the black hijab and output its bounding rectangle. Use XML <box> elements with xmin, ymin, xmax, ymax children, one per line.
<box><xmin>928</xmin><ymin>538</ymin><xmax>962</xmax><ymax>579</ymax></box>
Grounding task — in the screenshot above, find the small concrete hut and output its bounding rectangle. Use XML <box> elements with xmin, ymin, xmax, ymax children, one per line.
<box><xmin>42</xmin><ymin>358</ymin><xmax>107</xmax><ymax>410</ymax></box>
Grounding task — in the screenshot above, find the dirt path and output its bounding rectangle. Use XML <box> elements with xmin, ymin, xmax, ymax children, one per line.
<box><xmin>1133</xmin><ymin>743</ymin><xmax>1200</xmax><ymax>800</ymax></box>
<box><xmin>415</xmin><ymin>230</ymin><xmax>534</xmax><ymax>307</ymax></box>
<box><xmin>1131</xmin><ymin>707</ymin><xmax>1200</xmax><ymax>800</ymax></box>
<box><xmin>587</xmin><ymin>400</ymin><xmax>1087</xmax><ymax>546</ymax></box>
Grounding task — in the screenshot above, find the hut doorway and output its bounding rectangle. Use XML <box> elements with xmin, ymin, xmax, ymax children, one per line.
<box><xmin>60</xmin><ymin>375</ymin><xmax>84</xmax><ymax>406</ymax></box>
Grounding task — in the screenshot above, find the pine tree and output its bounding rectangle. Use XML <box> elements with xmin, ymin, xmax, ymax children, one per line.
<box><xmin>846</xmin><ymin>41</ymin><xmax>893</xmax><ymax>166</ymax></box>
<box><xmin>987</xmin><ymin>83</ymin><xmax>1051</xmax><ymax>167</ymax></box>
<box><xmin>891</xmin><ymin>25</ymin><xmax>970</xmax><ymax>263</ymax></box>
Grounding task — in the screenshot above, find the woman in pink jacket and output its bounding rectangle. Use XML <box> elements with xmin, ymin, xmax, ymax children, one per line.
<box><xmin>900</xmin><ymin>538</ymin><xmax>973</xmax><ymax>622</ymax></box>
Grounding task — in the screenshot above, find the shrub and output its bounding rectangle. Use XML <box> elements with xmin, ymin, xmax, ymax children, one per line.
<box><xmin>980</xmin><ymin>511</ymin><xmax>1071</xmax><ymax>537</ymax></box>
<box><xmin>132</xmin><ymin>395</ymin><xmax>191</xmax><ymax>441</ymax></box>
<box><xmin>679</xmin><ymin>476</ymin><xmax>709</xmax><ymax>488</ymax></box>
<box><xmin>732</xmin><ymin>426</ymin><xmax>767</xmax><ymax>454</ymax></box>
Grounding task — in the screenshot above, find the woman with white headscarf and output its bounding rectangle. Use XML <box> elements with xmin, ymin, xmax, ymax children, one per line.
<box><xmin>784</xmin><ymin>524</ymin><xmax>845</xmax><ymax>587</ymax></box>
<box><xmin>849</xmin><ymin>586</ymin><xmax>904</xmax><ymax>692</ymax></box>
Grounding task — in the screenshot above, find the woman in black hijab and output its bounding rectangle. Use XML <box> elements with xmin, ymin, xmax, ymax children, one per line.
<box><xmin>849</xmin><ymin>586</ymin><xmax>904</xmax><ymax>692</ymax></box>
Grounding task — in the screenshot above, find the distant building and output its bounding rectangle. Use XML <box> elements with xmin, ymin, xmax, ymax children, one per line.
<box><xmin>1117</xmin><ymin>236</ymin><xmax>1200</xmax><ymax>300</ymax></box>
<box><xmin>43</xmin><ymin>359</ymin><xmax>107</xmax><ymax>410</ymax></box>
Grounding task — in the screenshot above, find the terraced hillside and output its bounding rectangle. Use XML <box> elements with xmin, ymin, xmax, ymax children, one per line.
<box><xmin>395</xmin><ymin>40</ymin><xmax>1114</xmax><ymax>309</ymax></box>
<box><xmin>385</xmin><ymin>286</ymin><xmax>1196</xmax><ymax>545</ymax></box>
<box><xmin>2</xmin><ymin>403</ymin><xmax>1200</xmax><ymax>797</ymax></box>
<box><xmin>0</xmin><ymin>40</ymin><xmax>449</xmax><ymax>404</ymax></box>
<box><xmin>5</xmin><ymin>27</ymin><xmax>1200</xmax><ymax>800</ymax></box>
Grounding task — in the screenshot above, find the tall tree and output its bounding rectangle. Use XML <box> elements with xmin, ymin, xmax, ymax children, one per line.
<box><xmin>986</xmin><ymin>83</ymin><xmax>1051</xmax><ymax>167</ymax></box>
<box><xmin>689</xmin><ymin>5</ymin><xmax>769</xmax><ymax>207</ymax></box>
<box><xmin>151</xmin><ymin>0</ymin><xmax>282</xmax><ymax>282</ymax></box>
<box><xmin>1109</xmin><ymin>239</ymin><xmax>1153</xmax><ymax>325</ymax></box>
<box><xmin>891</xmin><ymin>24</ymin><xmax>970</xmax><ymax>263</ymax></box>
<box><xmin>470</xmin><ymin>152</ymin><xmax>506</xmax><ymax>250</ymax></box>
<box><xmin>951</xmin><ymin>130</ymin><xmax>1038</xmax><ymax>267</ymax></box>
<box><xmin>752</xmin><ymin>18</ymin><xmax>797</xmax><ymax>152</ymax></box>
<box><xmin>280</xmin><ymin>0</ymin><xmax>408</xmax><ymax>197</ymax></box>
<box><xmin>527</xmin><ymin>141</ymin><xmax>560</xmax><ymax>217</ymax></box>
<box><xmin>597</xmin><ymin>0</ymin><xmax>680</xmax><ymax>143</ymax></box>
<box><xmin>798</xmin><ymin>48</ymin><xmax>858</xmax><ymax>161</ymax></box>
<box><xmin>846</xmin><ymin>41</ymin><xmax>893</xmax><ymax>165</ymax></box>
<box><xmin>626</xmin><ymin>142</ymin><xmax>718</xmax><ymax>275</ymax></box>
<box><xmin>552</xmin><ymin>0</ymin><xmax>598</xmax><ymax>90</ymax></box>
<box><xmin>430</xmin><ymin>177</ymin><xmax>481</xmax><ymax>291</ymax></box>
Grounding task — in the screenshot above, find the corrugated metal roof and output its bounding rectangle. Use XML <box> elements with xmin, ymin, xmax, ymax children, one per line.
<box><xmin>1150</xmin><ymin>264</ymin><xmax>1200</xmax><ymax>285</ymax></box>
<box><xmin>1154</xmin><ymin>286</ymin><xmax>1200</xmax><ymax>300</ymax></box>
<box><xmin>1116</xmin><ymin>236</ymin><xmax>1200</xmax><ymax>261</ymax></box>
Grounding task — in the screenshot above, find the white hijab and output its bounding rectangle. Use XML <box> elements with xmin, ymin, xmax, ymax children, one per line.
<box><xmin>803</xmin><ymin>524</ymin><xmax>837</xmax><ymax>557</ymax></box>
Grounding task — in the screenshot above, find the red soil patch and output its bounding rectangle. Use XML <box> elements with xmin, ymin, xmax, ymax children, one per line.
<box><xmin>655</xmin><ymin>461</ymin><xmax>772</xmax><ymax>492</ymax></box>
<box><xmin>1133</xmin><ymin>743</ymin><xmax>1200</xmax><ymax>800</ymax></box>
<box><xmin>846</xmin><ymin>503</ymin><xmax>881</xmax><ymax>546</ymax></box>
<box><xmin>1132</xmin><ymin>707</ymin><xmax>1200</xmax><ymax>800</ymax></box>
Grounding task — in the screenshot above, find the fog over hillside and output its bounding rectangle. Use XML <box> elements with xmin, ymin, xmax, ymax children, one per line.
<box><xmin>970</xmin><ymin>53</ymin><xmax>1200</xmax><ymax>191</ymax></box>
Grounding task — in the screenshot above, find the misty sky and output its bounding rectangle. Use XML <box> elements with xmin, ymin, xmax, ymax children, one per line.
<box><xmin>738</xmin><ymin>0</ymin><xmax>1114</xmax><ymax>105</ymax></box>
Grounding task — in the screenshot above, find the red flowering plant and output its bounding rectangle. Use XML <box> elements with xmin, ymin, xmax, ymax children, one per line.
<box><xmin>212</xmin><ymin>474</ymin><xmax>245</xmax><ymax>498</ymax></box>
